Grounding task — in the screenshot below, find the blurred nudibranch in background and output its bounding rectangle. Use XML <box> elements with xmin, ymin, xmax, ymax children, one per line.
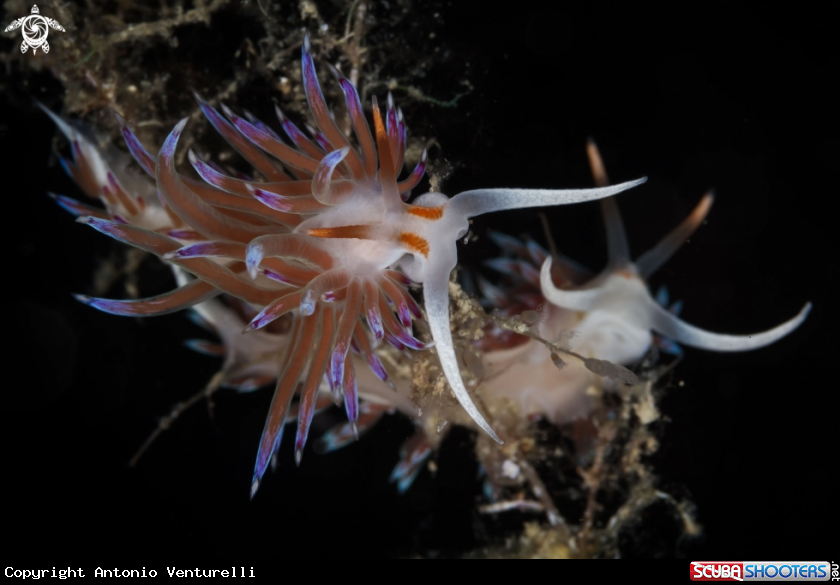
<box><xmin>43</xmin><ymin>33</ymin><xmax>809</xmax><ymax>504</ymax></box>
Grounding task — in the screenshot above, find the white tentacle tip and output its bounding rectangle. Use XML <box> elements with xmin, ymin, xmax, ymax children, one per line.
<box><xmin>173</xmin><ymin>117</ymin><xmax>188</xmax><ymax>133</ymax></box>
<box><xmin>477</xmin><ymin>418</ymin><xmax>503</xmax><ymax>444</ymax></box>
<box><xmin>249</xmin><ymin>478</ymin><xmax>260</xmax><ymax>500</ymax></box>
<box><xmin>245</xmin><ymin>244</ymin><xmax>264</xmax><ymax>280</ymax></box>
<box><xmin>793</xmin><ymin>302</ymin><xmax>812</xmax><ymax>326</ymax></box>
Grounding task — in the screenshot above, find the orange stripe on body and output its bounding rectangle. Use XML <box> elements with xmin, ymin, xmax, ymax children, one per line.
<box><xmin>307</xmin><ymin>225</ymin><xmax>372</xmax><ymax>239</ymax></box>
<box><xmin>406</xmin><ymin>205</ymin><xmax>444</xmax><ymax>220</ymax></box>
<box><xmin>399</xmin><ymin>232</ymin><xmax>430</xmax><ymax>258</ymax></box>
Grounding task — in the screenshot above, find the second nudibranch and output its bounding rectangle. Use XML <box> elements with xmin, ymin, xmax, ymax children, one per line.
<box><xmin>539</xmin><ymin>140</ymin><xmax>810</xmax><ymax>364</ymax></box>
<box><xmin>463</xmin><ymin>141</ymin><xmax>810</xmax><ymax>430</ymax></box>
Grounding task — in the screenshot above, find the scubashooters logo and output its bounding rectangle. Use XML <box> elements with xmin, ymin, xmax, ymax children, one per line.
<box><xmin>4</xmin><ymin>5</ymin><xmax>65</xmax><ymax>54</ymax></box>
<box><xmin>690</xmin><ymin>561</ymin><xmax>832</xmax><ymax>581</ymax></box>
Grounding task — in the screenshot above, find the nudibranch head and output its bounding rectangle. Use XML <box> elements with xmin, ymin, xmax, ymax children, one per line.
<box><xmin>539</xmin><ymin>140</ymin><xmax>811</xmax><ymax>363</ymax></box>
<box><xmin>51</xmin><ymin>34</ymin><xmax>649</xmax><ymax>496</ymax></box>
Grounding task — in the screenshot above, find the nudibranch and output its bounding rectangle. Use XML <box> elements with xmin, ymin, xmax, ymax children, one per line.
<box><xmin>455</xmin><ymin>140</ymin><xmax>811</xmax><ymax>433</ymax></box>
<box><xmin>538</xmin><ymin>140</ymin><xmax>811</xmax><ymax>363</ymax></box>
<box><xmin>49</xmin><ymin>34</ymin><xmax>646</xmax><ymax>496</ymax></box>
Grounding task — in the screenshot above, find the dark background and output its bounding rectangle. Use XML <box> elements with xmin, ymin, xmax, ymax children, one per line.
<box><xmin>4</xmin><ymin>1</ymin><xmax>835</xmax><ymax>558</ymax></box>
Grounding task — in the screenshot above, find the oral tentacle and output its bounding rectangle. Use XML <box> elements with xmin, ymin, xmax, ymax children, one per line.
<box><xmin>447</xmin><ymin>178</ymin><xmax>647</xmax><ymax>219</ymax></box>
<box><xmin>422</xmin><ymin>243</ymin><xmax>501</xmax><ymax>443</ymax></box>
<box><xmin>648</xmin><ymin>298</ymin><xmax>812</xmax><ymax>352</ymax></box>
<box><xmin>539</xmin><ymin>258</ymin><xmax>601</xmax><ymax>311</ymax></box>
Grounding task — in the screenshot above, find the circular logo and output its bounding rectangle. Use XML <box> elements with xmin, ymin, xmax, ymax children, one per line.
<box><xmin>22</xmin><ymin>14</ymin><xmax>47</xmax><ymax>50</ymax></box>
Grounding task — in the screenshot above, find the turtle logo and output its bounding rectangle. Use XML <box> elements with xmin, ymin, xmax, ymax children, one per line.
<box><xmin>4</xmin><ymin>5</ymin><xmax>65</xmax><ymax>55</ymax></box>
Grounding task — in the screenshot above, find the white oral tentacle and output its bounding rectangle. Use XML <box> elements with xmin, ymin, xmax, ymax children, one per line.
<box><xmin>423</xmin><ymin>245</ymin><xmax>502</xmax><ymax>444</ymax></box>
<box><xmin>539</xmin><ymin>258</ymin><xmax>601</xmax><ymax>311</ymax></box>
<box><xmin>648</xmin><ymin>298</ymin><xmax>812</xmax><ymax>352</ymax></box>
